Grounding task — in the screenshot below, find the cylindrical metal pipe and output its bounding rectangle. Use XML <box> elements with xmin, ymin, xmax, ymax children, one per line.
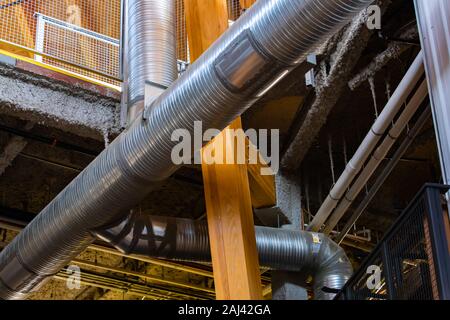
<box><xmin>335</xmin><ymin>107</ymin><xmax>432</xmax><ymax>244</ymax></box>
<box><xmin>94</xmin><ymin>213</ymin><xmax>352</xmax><ymax>300</ymax></box>
<box><xmin>0</xmin><ymin>0</ymin><xmax>371</xmax><ymax>300</ymax></box>
<box><xmin>127</xmin><ymin>0</ymin><xmax>177</xmax><ymax>121</ymax></box>
<box><xmin>308</xmin><ymin>52</ymin><xmax>424</xmax><ymax>232</ymax></box>
<box><xmin>323</xmin><ymin>80</ymin><xmax>429</xmax><ymax>234</ymax></box>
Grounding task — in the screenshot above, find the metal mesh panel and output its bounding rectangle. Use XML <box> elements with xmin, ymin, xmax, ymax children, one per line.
<box><xmin>175</xmin><ymin>0</ymin><xmax>247</xmax><ymax>65</ymax></box>
<box><xmin>337</xmin><ymin>185</ymin><xmax>450</xmax><ymax>300</ymax></box>
<box><xmin>36</xmin><ymin>13</ymin><xmax>120</xmax><ymax>85</ymax></box>
<box><xmin>0</xmin><ymin>0</ymin><xmax>253</xmax><ymax>86</ymax></box>
<box><xmin>227</xmin><ymin>0</ymin><xmax>242</xmax><ymax>21</ymax></box>
<box><xmin>176</xmin><ymin>0</ymin><xmax>188</xmax><ymax>63</ymax></box>
<box><xmin>0</xmin><ymin>0</ymin><xmax>38</xmax><ymax>55</ymax></box>
<box><xmin>349</xmin><ymin>256</ymin><xmax>388</xmax><ymax>300</ymax></box>
<box><xmin>383</xmin><ymin>200</ymin><xmax>436</xmax><ymax>300</ymax></box>
<box><xmin>0</xmin><ymin>0</ymin><xmax>122</xmax><ymax>86</ymax></box>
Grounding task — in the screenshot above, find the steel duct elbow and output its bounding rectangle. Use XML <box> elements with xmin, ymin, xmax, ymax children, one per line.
<box><xmin>93</xmin><ymin>214</ymin><xmax>353</xmax><ymax>300</ymax></box>
<box><xmin>0</xmin><ymin>0</ymin><xmax>370</xmax><ymax>299</ymax></box>
<box><xmin>255</xmin><ymin>227</ymin><xmax>353</xmax><ymax>300</ymax></box>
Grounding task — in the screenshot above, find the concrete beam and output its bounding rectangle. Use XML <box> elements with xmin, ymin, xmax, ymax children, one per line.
<box><xmin>0</xmin><ymin>61</ymin><xmax>121</xmax><ymax>142</ymax></box>
<box><xmin>254</xmin><ymin>170</ymin><xmax>308</xmax><ymax>300</ymax></box>
<box><xmin>254</xmin><ymin>170</ymin><xmax>302</xmax><ymax>228</ymax></box>
<box><xmin>0</xmin><ymin>136</ymin><xmax>27</xmax><ymax>176</ymax></box>
<box><xmin>272</xmin><ymin>271</ymin><xmax>309</xmax><ymax>300</ymax></box>
<box><xmin>281</xmin><ymin>1</ymin><xmax>390</xmax><ymax>171</ymax></box>
<box><xmin>0</xmin><ymin>122</ymin><xmax>33</xmax><ymax>176</ymax></box>
<box><xmin>348</xmin><ymin>24</ymin><xmax>418</xmax><ymax>91</ymax></box>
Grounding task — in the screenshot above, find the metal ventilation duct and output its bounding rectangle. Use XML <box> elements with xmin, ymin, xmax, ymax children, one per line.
<box><xmin>127</xmin><ymin>0</ymin><xmax>177</xmax><ymax>120</ymax></box>
<box><xmin>94</xmin><ymin>214</ymin><xmax>353</xmax><ymax>300</ymax></box>
<box><xmin>0</xmin><ymin>0</ymin><xmax>372</xmax><ymax>299</ymax></box>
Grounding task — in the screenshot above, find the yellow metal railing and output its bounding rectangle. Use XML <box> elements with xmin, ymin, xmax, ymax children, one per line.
<box><xmin>0</xmin><ymin>0</ymin><xmax>123</xmax><ymax>89</ymax></box>
<box><xmin>0</xmin><ymin>0</ymin><xmax>243</xmax><ymax>91</ymax></box>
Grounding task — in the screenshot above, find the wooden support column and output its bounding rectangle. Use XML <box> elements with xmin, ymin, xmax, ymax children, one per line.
<box><xmin>185</xmin><ymin>0</ymin><xmax>263</xmax><ymax>300</ymax></box>
<box><xmin>240</xmin><ymin>0</ymin><xmax>257</xmax><ymax>10</ymax></box>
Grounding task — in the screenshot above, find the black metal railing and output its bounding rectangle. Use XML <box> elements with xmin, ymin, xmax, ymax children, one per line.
<box><xmin>336</xmin><ymin>184</ymin><xmax>450</xmax><ymax>300</ymax></box>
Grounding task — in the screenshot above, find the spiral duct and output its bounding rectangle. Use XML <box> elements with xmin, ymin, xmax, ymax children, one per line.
<box><xmin>94</xmin><ymin>213</ymin><xmax>352</xmax><ymax>300</ymax></box>
<box><xmin>0</xmin><ymin>0</ymin><xmax>371</xmax><ymax>299</ymax></box>
<box><xmin>127</xmin><ymin>0</ymin><xmax>178</xmax><ymax>120</ymax></box>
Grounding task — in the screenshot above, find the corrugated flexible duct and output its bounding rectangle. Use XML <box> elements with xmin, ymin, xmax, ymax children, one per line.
<box><xmin>0</xmin><ymin>0</ymin><xmax>372</xmax><ymax>300</ymax></box>
<box><xmin>94</xmin><ymin>213</ymin><xmax>352</xmax><ymax>300</ymax></box>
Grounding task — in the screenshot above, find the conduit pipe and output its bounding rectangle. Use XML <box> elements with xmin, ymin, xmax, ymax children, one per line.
<box><xmin>308</xmin><ymin>52</ymin><xmax>424</xmax><ymax>232</ymax></box>
<box><xmin>93</xmin><ymin>214</ymin><xmax>353</xmax><ymax>300</ymax></box>
<box><xmin>335</xmin><ymin>107</ymin><xmax>432</xmax><ymax>244</ymax></box>
<box><xmin>323</xmin><ymin>79</ymin><xmax>429</xmax><ymax>234</ymax></box>
<box><xmin>0</xmin><ymin>0</ymin><xmax>372</xmax><ymax>300</ymax></box>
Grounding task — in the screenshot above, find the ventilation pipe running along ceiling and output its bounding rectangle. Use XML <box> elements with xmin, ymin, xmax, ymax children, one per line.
<box><xmin>0</xmin><ymin>0</ymin><xmax>372</xmax><ymax>300</ymax></box>
<box><xmin>94</xmin><ymin>213</ymin><xmax>352</xmax><ymax>300</ymax></box>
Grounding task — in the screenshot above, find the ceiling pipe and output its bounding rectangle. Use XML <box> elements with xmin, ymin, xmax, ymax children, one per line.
<box><xmin>308</xmin><ymin>52</ymin><xmax>424</xmax><ymax>232</ymax></box>
<box><xmin>335</xmin><ymin>107</ymin><xmax>432</xmax><ymax>244</ymax></box>
<box><xmin>323</xmin><ymin>79</ymin><xmax>429</xmax><ymax>234</ymax></box>
<box><xmin>0</xmin><ymin>0</ymin><xmax>372</xmax><ymax>300</ymax></box>
<box><xmin>94</xmin><ymin>213</ymin><xmax>352</xmax><ymax>300</ymax></box>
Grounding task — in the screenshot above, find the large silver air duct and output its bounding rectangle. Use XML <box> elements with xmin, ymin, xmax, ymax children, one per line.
<box><xmin>127</xmin><ymin>0</ymin><xmax>178</xmax><ymax>120</ymax></box>
<box><xmin>94</xmin><ymin>214</ymin><xmax>352</xmax><ymax>300</ymax></box>
<box><xmin>0</xmin><ymin>0</ymin><xmax>372</xmax><ymax>299</ymax></box>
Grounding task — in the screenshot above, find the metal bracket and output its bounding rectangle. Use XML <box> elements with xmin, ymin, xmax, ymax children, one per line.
<box><xmin>305</xmin><ymin>54</ymin><xmax>317</xmax><ymax>88</ymax></box>
<box><xmin>142</xmin><ymin>81</ymin><xmax>168</xmax><ymax>121</ymax></box>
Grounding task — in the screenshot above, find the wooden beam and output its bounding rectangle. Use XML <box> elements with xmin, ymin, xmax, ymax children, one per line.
<box><xmin>201</xmin><ymin>119</ymin><xmax>263</xmax><ymax>299</ymax></box>
<box><xmin>185</xmin><ymin>0</ymin><xmax>263</xmax><ymax>300</ymax></box>
<box><xmin>185</xmin><ymin>0</ymin><xmax>228</xmax><ymax>60</ymax></box>
<box><xmin>247</xmin><ymin>143</ymin><xmax>276</xmax><ymax>209</ymax></box>
<box><xmin>240</xmin><ymin>0</ymin><xmax>257</xmax><ymax>10</ymax></box>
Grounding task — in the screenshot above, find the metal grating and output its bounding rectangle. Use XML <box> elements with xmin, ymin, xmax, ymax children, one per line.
<box><xmin>35</xmin><ymin>13</ymin><xmax>120</xmax><ymax>85</ymax></box>
<box><xmin>227</xmin><ymin>0</ymin><xmax>242</xmax><ymax>22</ymax></box>
<box><xmin>175</xmin><ymin>0</ymin><xmax>247</xmax><ymax>65</ymax></box>
<box><xmin>384</xmin><ymin>199</ymin><xmax>435</xmax><ymax>299</ymax></box>
<box><xmin>0</xmin><ymin>0</ymin><xmax>252</xmax><ymax>87</ymax></box>
<box><xmin>336</xmin><ymin>184</ymin><xmax>450</xmax><ymax>300</ymax></box>
<box><xmin>176</xmin><ymin>0</ymin><xmax>189</xmax><ymax>63</ymax></box>
<box><xmin>0</xmin><ymin>0</ymin><xmax>122</xmax><ymax>86</ymax></box>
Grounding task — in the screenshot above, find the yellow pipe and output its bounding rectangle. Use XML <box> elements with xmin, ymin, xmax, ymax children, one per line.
<box><xmin>88</xmin><ymin>244</ymin><xmax>214</xmax><ymax>278</ymax></box>
<box><xmin>53</xmin><ymin>274</ymin><xmax>166</xmax><ymax>300</ymax></box>
<box><xmin>56</xmin><ymin>267</ymin><xmax>196</xmax><ymax>300</ymax></box>
<box><xmin>71</xmin><ymin>258</ymin><xmax>216</xmax><ymax>294</ymax></box>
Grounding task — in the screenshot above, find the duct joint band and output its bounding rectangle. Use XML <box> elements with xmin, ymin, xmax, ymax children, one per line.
<box><xmin>214</xmin><ymin>29</ymin><xmax>292</xmax><ymax>95</ymax></box>
<box><xmin>0</xmin><ymin>255</ymin><xmax>50</xmax><ymax>293</ymax></box>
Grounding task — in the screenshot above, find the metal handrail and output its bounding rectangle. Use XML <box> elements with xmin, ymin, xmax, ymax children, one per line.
<box><xmin>0</xmin><ymin>39</ymin><xmax>122</xmax><ymax>83</ymax></box>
